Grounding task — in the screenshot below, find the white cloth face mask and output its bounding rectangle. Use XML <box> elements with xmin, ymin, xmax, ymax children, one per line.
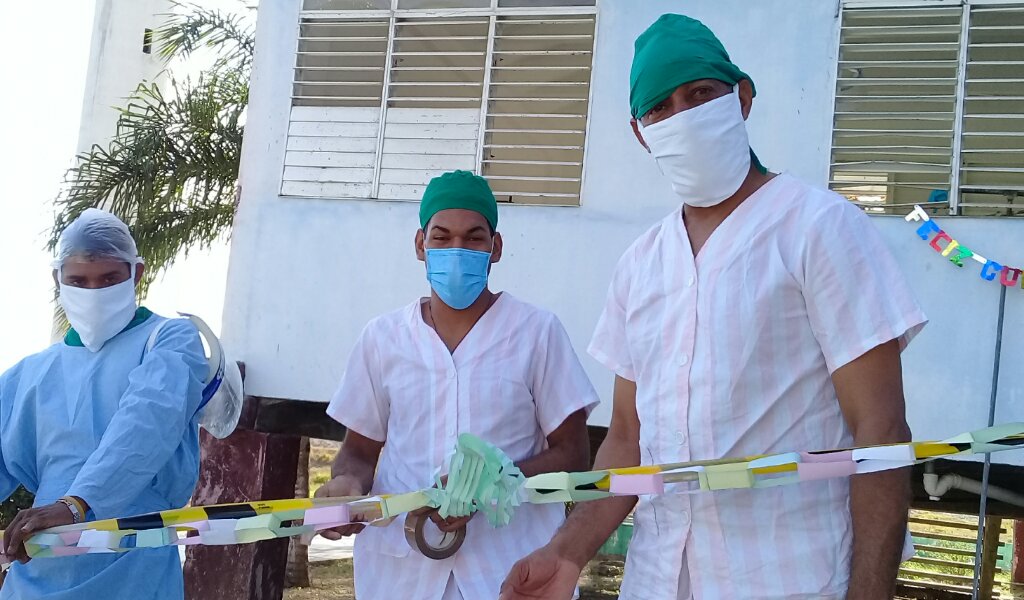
<box><xmin>59</xmin><ymin>265</ymin><xmax>139</xmax><ymax>352</ymax></box>
<box><xmin>641</xmin><ymin>90</ymin><xmax>753</xmax><ymax>208</ymax></box>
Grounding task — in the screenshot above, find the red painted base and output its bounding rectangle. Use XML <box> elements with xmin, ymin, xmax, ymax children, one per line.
<box><xmin>184</xmin><ymin>429</ymin><xmax>301</xmax><ymax>600</ymax></box>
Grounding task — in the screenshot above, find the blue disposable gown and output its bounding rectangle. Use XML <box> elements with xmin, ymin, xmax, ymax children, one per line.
<box><xmin>0</xmin><ymin>309</ymin><xmax>205</xmax><ymax>600</ymax></box>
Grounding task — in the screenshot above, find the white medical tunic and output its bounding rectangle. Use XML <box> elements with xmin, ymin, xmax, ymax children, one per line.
<box><xmin>328</xmin><ymin>293</ymin><xmax>599</xmax><ymax>600</ymax></box>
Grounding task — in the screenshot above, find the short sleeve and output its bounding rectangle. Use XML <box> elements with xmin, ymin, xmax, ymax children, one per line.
<box><xmin>530</xmin><ymin>315</ymin><xmax>601</xmax><ymax>436</ymax></box>
<box><xmin>588</xmin><ymin>249</ymin><xmax>637</xmax><ymax>381</ymax></box>
<box><xmin>326</xmin><ymin>324</ymin><xmax>389</xmax><ymax>442</ymax></box>
<box><xmin>803</xmin><ymin>200</ymin><xmax>928</xmax><ymax>373</ymax></box>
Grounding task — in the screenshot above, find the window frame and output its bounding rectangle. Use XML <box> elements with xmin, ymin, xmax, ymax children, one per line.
<box><xmin>287</xmin><ymin>0</ymin><xmax>599</xmax><ymax>206</ymax></box>
<box><xmin>830</xmin><ymin>0</ymin><xmax>1024</xmax><ymax>216</ymax></box>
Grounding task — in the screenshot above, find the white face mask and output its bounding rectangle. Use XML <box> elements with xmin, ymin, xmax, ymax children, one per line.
<box><xmin>641</xmin><ymin>90</ymin><xmax>752</xmax><ymax>208</ymax></box>
<box><xmin>59</xmin><ymin>266</ymin><xmax>138</xmax><ymax>352</ymax></box>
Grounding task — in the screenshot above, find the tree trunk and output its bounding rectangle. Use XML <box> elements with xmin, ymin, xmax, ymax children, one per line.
<box><xmin>285</xmin><ymin>436</ymin><xmax>311</xmax><ymax>588</ymax></box>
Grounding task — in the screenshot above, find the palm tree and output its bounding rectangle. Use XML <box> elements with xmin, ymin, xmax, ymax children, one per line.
<box><xmin>49</xmin><ymin>1</ymin><xmax>253</xmax><ymax>296</ymax></box>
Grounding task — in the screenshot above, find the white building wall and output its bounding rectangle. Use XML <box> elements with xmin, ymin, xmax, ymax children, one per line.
<box><xmin>224</xmin><ymin>0</ymin><xmax>1024</xmax><ymax>463</ymax></box>
<box><xmin>76</xmin><ymin>0</ymin><xmax>172</xmax><ymax>154</ymax></box>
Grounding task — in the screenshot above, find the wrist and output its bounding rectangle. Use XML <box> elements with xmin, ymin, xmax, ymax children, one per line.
<box><xmin>550</xmin><ymin>531</ymin><xmax>590</xmax><ymax>571</ymax></box>
<box><xmin>57</xmin><ymin>497</ymin><xmax>85</xmax><ymax>523</ymax></box>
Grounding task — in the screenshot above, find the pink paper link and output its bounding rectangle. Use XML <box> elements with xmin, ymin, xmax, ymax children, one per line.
<box><xmin>52</xmin><ymin>546</ymin><xmax>90</xmax><ymax>557</ymax></box>
<box><xmin>59</xmin><ymin>531</ymin><xmax>83</xmax><ymax>545</ymax></box>
<box><xmin>797</xmin><ymin>461</ymin><xmax>857</xmax><ymax>481</ymax></box>
<box><xmin>312</xmin><ymin>521</ymin><xmax>350</xmax><ymax>532</ymax></box>
<box><xmin>609</xmin><ymin>473</ymin><xmax>665</xmax><ymax>495</ymax></box>
<box><xmin>304</xmin><ymin>505</ymin><xmax>350</xmax><ymax>527</ymax></box>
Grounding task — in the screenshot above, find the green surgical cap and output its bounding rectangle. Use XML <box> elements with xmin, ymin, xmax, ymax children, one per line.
<box><xmin>629</xmin><ymin>14</ymin><xmax>755</xmax><ymax>120</ymax></box>
<box><xmin>419</xmin><ymin>170</ymin><xmax>498</xmax><ymax>230</ymax></box>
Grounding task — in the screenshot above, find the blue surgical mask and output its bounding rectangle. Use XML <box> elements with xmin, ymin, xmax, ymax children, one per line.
<box><xmin>425</xmin><ymin>248</ymin><xmax>491</xmax><ymax>310</ymax></box>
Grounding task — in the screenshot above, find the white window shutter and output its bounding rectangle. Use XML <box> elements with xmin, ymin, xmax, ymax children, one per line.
<box><xmin>959</xmin><ymin>6</ymin><xmax>1024</xmax><ymax>216</ymax></box>
<box><xmin>829</xmin><ymin>7</ymin><xmax>962</xmax><ymax>213</ymax></box>
<box><xmin>283</xmin><ymin>18</ymin><xmax>389</xmax><ymax>198</ymax></box>
<box><xmin>377</xmin><ymin>17</ymin><xmax>489</xmax><ymax>200</ymax></box>
<box><xmin>481</xmin><ymin>14</ymin><xmax>596</xmax><ymax>206</ymax></box>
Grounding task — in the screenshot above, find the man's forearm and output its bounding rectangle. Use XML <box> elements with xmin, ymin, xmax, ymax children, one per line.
<box><xmin>847</xmin><ymin>468</ymin><xmax>911</xmax><ymax>600</ymax></box>
<box><xmin>516</xmin><ymin>444</ymin><xmax>588</xmax><ymax>477</ymax></box>
<box><xmin>548</xmin><ymin>429</ymin><xmax>640</xmax><ymax>569</ymax></box>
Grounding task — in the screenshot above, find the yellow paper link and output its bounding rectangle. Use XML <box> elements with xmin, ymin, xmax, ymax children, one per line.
<box><xmin>595</xmin><ymin>465</ymin><xmax>662</xmax><ymax>490</ymax></box>
<box><xmin>381</xmin><ymin>492</ymin><xmax>430</xmax><ymax>519</ymax></box>
<box><xmin>914</xmin><ymin>443</ymin><xmax>960</xmax><ymax>459</ymax></box>
<box><xmin>702</xmin><ymin>463</ymin><xmax>755</xmax><ymax>491</ymax></box>
<box><xmin>606</xmin><ymin>465</ymin><xmax>663</xmax><ymax>476</ymax></box>
<box><xmin>247</xmin><ymin>499</ymin><xmax>315</xmax><ymax>516</ymax></box>
<box><xmin>751</xmin><ymin>463</ymin><xmax>797</xmax><ymax>475</ymax></box>
<box><xmin>158</xmin><ymin>507</ymin><xmax>218</xmax><ymax>528</ymax></box>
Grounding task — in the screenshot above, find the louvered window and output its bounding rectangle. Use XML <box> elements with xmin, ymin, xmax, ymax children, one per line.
<box><xmin>960</xmin><ymin>5</ymin><xmax>1024</xmax><ymax>216</ymax></box>
<box><xmin>831</xmin><ymin>3</ymin><xmax>1024</xmax><ymax>217</ymax></box>
<box><xmin>286</xmin><ymin>0</ymin><xmax>597</xmax><ymax>206</ymax></box>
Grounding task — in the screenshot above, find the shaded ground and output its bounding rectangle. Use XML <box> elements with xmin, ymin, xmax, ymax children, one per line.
<box><xmin>284</xmin><ymin>556</ymin><xmax>627</xmax><ymax>600</ymax></box>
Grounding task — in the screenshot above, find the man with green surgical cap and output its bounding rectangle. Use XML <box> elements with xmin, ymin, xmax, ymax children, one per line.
<box><xmin>501</xmin><ymin>14</ymin><xmax>926</xmax><ymax>600</ymax></box>
<box><xmin>315</xmin><ymin>170</ymin><xmax>598</xmax><ymax>599</ymax></box>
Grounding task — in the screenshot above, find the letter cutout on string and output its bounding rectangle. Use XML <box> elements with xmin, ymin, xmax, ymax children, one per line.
<box><xmin>905</xmin><ymin>205</ymin><xmax>930</xmax><ymax>223</ymax></box>
<box><xmin>951</xmin><ymin>246</ymin><xmax>973</xmax><ymax>268</ymax></box>
<box><xmin>12</xmin><ymin>424</ymin><xmax>1024</xmax><ymax>563</ymax></box>
<box><xmin>929</xmin><ymin>232</ymin><xmax>953</xmax><ymax>253</ymax></box>
<box><xmin>1000</xmin><ymin>267</ymin><xmax>1023</xmax><ymax>288</ymax></box>
<box><xmin>981</xmin><ymin>260</ymin><xmax>1004</xmax><ymax>281</ymax></box>
<box><xmin>904</xmin><ymin>205</ymin><xmax>1021</xmax><ymax>291</ymax></box>
<box><xmin>916</xmin><ymin>220</ymin><xmax>941</xmax><ymax>241</ymax></box>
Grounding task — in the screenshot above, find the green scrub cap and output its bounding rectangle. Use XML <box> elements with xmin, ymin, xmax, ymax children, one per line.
<box><xmin>629</xmin><ymin>14</ymin><xmax>755</xmax><ymax>120</ymax></box>
<box><xmin>419</xmin><ymin>170</ymin><xmax>499</xmax><ymax>231</ymax></box>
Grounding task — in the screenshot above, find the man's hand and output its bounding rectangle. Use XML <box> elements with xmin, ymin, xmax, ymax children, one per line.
<box><xmin>410</xmin><ymin>506</ymin><xmax>474</xmax><ymax>534</ymax></box>
<box><xmin>3</xmin><ymin>503</ymin><xmax>76</xmax><ymax>563</ymax></box>
<box><xmin>499</xmin><ymin>544</ymin><xmax>581</xmax><ymax>600</ymax></box>
<box><xmin>313</xmin><ymin>474</ymin><xmax>367</xmax><ymax>540</ymax></box>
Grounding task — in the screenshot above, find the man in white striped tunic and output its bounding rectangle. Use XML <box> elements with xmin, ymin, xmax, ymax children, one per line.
<box><xmin>317</xmin><ymin>170</ymin><xmax>599</xmax><ymax>599</ymax></box>
<box><xmin>501</xmin><ymin>14</ymin><xmax>927</xmax><ymax>600</ymax></box>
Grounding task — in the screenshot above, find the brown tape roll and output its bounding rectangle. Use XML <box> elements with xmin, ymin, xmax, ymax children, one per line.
<box><xmin>404</xmin><ymin>512</ymin><xmax>466</xmax><ymax>560</ymax></box>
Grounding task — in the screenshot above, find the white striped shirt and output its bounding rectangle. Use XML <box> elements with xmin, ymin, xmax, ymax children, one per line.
<box><xmin>328</xmin><ymin>293</ymin><xmax>599</xmax><ymax>600</ymax></box>
<box><xmin>589</xmin><ymin>174</ymin><xmax>927</xmax><ymax>600</ymax></box>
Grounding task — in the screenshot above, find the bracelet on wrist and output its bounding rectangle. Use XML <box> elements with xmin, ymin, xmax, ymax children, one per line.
<box><xmin>57</xmin><ymin>497</ymin><xmax>84</xmax><ymax>523</ymax></box>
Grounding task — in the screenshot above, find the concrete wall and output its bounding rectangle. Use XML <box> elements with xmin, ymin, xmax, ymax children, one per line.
<box><xmin>76</xmin><ymin>0</ymin><xmax>171</xmax><ymax>154</ymax></box>
<box><xmin>223</xmin><ymin>0</ymin><xmax>1024</xmax><ymax>463</ymax></box>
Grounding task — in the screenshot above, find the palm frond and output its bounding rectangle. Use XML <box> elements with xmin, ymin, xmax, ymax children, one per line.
<box><xmin>155</xmin><ymin>1</ymin><xmax>255</xmax><ymax>73</ymax></box>
<box><xmin>52</xmin><ymin>72</ymin><xmax>246</xmax><ymax>297</ymax></box>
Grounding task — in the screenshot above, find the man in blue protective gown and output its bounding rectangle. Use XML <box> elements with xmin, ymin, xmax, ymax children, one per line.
<box><xmin>0</xmin><ymin>208</ymin><xmax>206</xmax><ymax>600</ymax></box>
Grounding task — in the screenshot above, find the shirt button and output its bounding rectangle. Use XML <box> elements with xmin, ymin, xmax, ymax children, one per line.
<box><xmin>680</xmin><ymin>510</ymin><xmax>691</xmax><ymax>526</ymax></box>
<box><xmin>686</xmin><ymin>276</ymin><xmax>695</xmax><ymax>287</ymax></box>
<box><xmin>676</xmin><ymin>430</ymin><xmax>686</xmax><ymax>445</ymax></box>
<box><xmin>679</xmin><ymin>354</ymin><xmax>689</xmax><ymax>366</ymax></box>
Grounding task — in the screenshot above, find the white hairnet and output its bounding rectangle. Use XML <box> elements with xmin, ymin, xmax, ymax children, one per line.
<box><xmin>55</xmin><ymin>208</ymin><xmax>142</xmax><ymax>267</ymax></box>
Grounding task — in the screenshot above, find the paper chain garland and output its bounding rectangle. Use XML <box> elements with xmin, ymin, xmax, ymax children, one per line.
<box><xmin>5</xmin><ymin>424</ymin><xmax>1023</xmax><ymax>561</ymax></box>
<box><xmin>906</xmin><ymin>205</ymin><xmax>1024</xmax><ymax>289</ymax></box>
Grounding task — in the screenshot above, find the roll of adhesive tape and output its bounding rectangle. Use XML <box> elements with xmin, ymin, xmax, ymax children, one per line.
<box><xmin>404</xmin><ymin>512</ymin><xmax>466</xmax><ymax>560</ymax></box>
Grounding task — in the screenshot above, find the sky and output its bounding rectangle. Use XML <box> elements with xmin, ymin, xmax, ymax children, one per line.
<box><xmin>0</xmin><ymin>1</ymin><xmax>238</xmax><ymax>372</ymax></box>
